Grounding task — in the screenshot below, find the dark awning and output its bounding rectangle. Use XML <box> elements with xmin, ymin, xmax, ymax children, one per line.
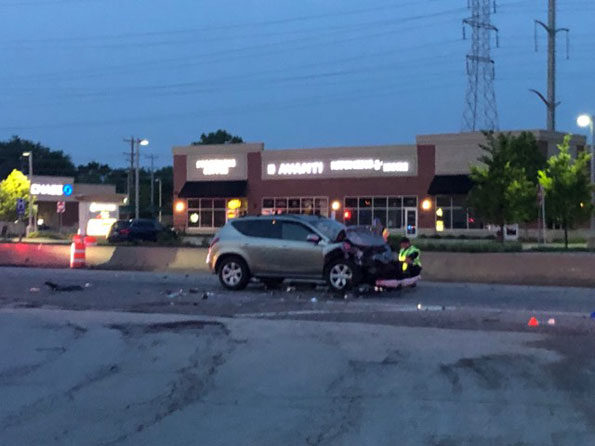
<box><xmin>427</xmin><ymin>175</ymin><xmax>474</xmax><ymax>195</ymax></box>
<box><xmin>178</xmin><ymin>181</ymin><xmax>247</xmax><ymax>198</ymax></box>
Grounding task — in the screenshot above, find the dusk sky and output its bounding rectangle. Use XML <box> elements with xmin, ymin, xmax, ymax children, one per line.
<box><xmin>1</xmin><ymin>0</ymin><xmax>593</xmax><ymax>168</ymax></box>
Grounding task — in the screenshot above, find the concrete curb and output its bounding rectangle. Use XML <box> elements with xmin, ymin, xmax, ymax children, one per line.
<box><xmin>1</xmin><ymin>243</ymin><xmax>593</xmax><ymax>287</ymax></box>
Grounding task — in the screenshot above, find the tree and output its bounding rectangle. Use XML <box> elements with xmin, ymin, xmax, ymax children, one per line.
<box><xmin>0</xmin><ymin>136</ymin><xmax>76</xmax><ymax>179</ymax></box>
<box><xmin>538</xmin><ymin>134</ymin><xmax>593</xmax><ymax>248</ymax></box>
<box><xmin>468</xmin><ymin>132</ymin><xmax>542</xmax><ymax>242</ymax></box>
<box><xmin>0</xmin><ymin>169</ymin><xmax>31</xmax><ymax>221</ymax></box>
<box><xmin>76</xmin><ymin>162</ymin><xmax>113</xmax><ymax>184</ymax></box>
<box><xmin>192</xmin><ymin>130</ymin><xmax>243</xmax><ymax>145</ymax></box>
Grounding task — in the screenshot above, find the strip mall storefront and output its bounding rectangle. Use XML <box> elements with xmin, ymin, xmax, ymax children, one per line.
<box><xmin>31</xmin><ymin>175</ymin><xmax>126</xmax><ymax>237</ymax></box>
<box><xmin>172</xmin><ymin>131</ymin><xmax>586</xmax><ymax>236</ymax></box>
<box><xmin>173</xmin><ymin>142</ymin><xmax>436</xmax><ymax>236</ymax></box>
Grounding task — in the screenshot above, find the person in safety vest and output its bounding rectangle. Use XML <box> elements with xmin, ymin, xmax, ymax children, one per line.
<box><xmin>398</xmin><ymin>237</ymin><xmax>422</xmax><ymax>279</ymax></box>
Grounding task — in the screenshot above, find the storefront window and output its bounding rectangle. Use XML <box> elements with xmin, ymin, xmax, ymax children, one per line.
<box><xmin>262</xmin><ymin>197</ymin><xmax>329</xmax><ymax>217</ymax></box>
<box><xmin>187</xmin><ymin>198</ymin><xmax>240</xmax><ymax>229</ymax></box>
<box><xmin>403</xmin><ymin>196</ymin><xmax>417</xmax><ymax>208</ymax></box>
<box><xmin>453</xmin><ymin>208</ymin><xmax>468</xmax><ymax>229</ymax></box>
<box><xmin>345</xmin><ymin>198</ymin><xmax>358</xmax><ymax>208</ymax></box>
<box><xmin>435</xmin><ymin>195</ymin><xmax>483</xmax><ymax>230</ymax></box>
<box><xmin>344</xmin><ymin>196</ymin><xmax>409</xmax><ymax>228</ymax></box>
<box><xmin>359</xmin><ymin>197</ymin><xmax>372</xmax><ymax>208</ymax></box>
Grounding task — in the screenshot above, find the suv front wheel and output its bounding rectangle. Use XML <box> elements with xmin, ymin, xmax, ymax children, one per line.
<box><xmin>218</xmin><ymin>256</ymin><xmax>250</xmax><ymax>290</ymax></box>
<box><xmin>325</xmin><ymin>258</ymin><xmax>360</xmax><ymax>292</ymax></box>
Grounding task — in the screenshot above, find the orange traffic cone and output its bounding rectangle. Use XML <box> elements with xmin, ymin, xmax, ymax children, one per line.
<box><xmin>528</xmin><ymin>317</ymin><xmax>539</xmax><ymax>327</ymax></box>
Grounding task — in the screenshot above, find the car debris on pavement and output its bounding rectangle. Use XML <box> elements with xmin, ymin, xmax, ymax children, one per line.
<box><xmin>44</xmin><ymin>281</ymin><xmax>84</xmax><ymax>292</ymax></box>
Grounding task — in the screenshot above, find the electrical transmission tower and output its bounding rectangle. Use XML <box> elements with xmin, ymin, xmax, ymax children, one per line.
<box><xmin>462</xmin><ymin>0</ymin><xmax>500</xmax><ymax>132</ymax></box>
<box><xmin>530</xmin><ymin>0</ymin><xmax>569</xmax><ymax>132</ymax></box>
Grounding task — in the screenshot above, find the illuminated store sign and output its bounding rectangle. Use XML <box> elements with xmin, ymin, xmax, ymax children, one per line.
<box><xmin>330</xmin><ymin>159</ymin><xmax>409</xmax><ymax>173</ymax></box>
<box><xmin>89</xmin><ymin>202</ymin><xmax>118</xmax><ymax>213</ymax></box>
<box><xmin>266</xmin><ymin>159</ymin><xmax>409</xmax><ymax>177</ymax></box>
<box><xmin>267</xmin><ymin>162</ymin><xmax>324</xmax><ymax>176</ymax></box>
<box><xmin>31</xmin><ymin>183</ymin><xmax>73</xmax><ymax>196</ymax></box>
<box><xmin>195</xmin><ymin>159</ymin><xmax>237</xmax><ymax>176</ymax></box>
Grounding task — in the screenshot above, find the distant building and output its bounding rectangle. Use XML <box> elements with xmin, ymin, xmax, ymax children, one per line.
<box><xmin>30</xmin><ymin>175</ymin><xmax>126</xmax><ymax>236</ymax></box>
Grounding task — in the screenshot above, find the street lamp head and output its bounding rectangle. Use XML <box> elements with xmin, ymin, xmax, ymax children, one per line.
<box><xmin>22</xmin><ymin>152</ymin><xmax>31</xmax><ymax>157</ymax></box>
<box><xmin>577</xmin><ymin>114</ymin><xmax>592</xmax><ymax>128</ymax></box>
<box><xmin>139</xmin><ymin>139</ymin><xmax>149</xmax><ymax>146</ymax></box>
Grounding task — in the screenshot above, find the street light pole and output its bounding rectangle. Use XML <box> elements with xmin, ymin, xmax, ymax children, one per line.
<box><xmin>135</xmin><ymin>143</ymin><xmax>140</xmax><ymax>220</ymax></box>
<box><xmin>156</xmin><ymin>178</ymin><xmax>162</xmax><ymax>223</ymax></box>
<box><xmin>123</xmin><ymin>137</ymin><xmax>149</xmax><ymax>220</ymax></box>
<box><xmin>22</xmin><ymin>152</ymin><xmax>34</xmax><ymax>235</ymax></box>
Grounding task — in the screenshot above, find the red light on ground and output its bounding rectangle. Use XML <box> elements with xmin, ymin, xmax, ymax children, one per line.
<box><xmin>344</xmin><ymin>210</ymin><xmax>352</xmax><ymax>220</ymax></box>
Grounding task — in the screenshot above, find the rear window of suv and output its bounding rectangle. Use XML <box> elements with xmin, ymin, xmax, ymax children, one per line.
<box><xmin>232</xmin><ymin>219</ymin><xmax>281</xmax><ymax>238</ymax></box>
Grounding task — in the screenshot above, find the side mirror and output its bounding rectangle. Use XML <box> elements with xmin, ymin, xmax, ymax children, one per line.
<box><xmin>306</xmin><ymin>234</ymin><xmax>321</xmax><ymax>244</ymax></box>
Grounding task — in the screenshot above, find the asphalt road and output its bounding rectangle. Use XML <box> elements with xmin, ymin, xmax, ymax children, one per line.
<box><xmin>1</xmin><ymin>267</ymin><xmax>594</xmax><ymax>445</ymax></box>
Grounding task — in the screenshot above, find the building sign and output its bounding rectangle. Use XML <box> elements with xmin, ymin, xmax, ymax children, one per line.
<box><xmin>31</xmin><ymin>183</ymin><xmax>73</xmax><ymax>196</ymax></box>
<box><xmin>89</xmin><ymin>202</ymin><xmax>118</xmax><ymax>213</ymax></box>
<box><xmin>266</xmin><ymin>162</ymin><xmax>325</xmax><ymax>176</ymax></box>
<box><xmin>265</xmin><ymin>158</ymin><xmax>411</xmax><ymax>178</ymax></box>
<box><xmin>187</xmin><ymin>154</ymin><xmax>248</xmax><ymax>181</ymax></box>
<box><xmin>195</xmin><ymin>159</ymin><xmax>237</xmax><ymax>176</ymax></box>
<box><xmin>329</xmin><ymin>159</ymin><xmax>409</xmax><ymax>173</ymax></box>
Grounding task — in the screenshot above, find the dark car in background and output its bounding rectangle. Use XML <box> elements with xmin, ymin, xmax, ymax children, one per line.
<box><xmin>107</xmin><ymin>219</ymin><xmax>177</xmax><ymax>243</ymax></box>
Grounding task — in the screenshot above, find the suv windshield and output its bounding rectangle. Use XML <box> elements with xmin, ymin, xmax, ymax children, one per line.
<box><xmin>310</xmin><ymin>218</ymin><xmax>345</xmax><ymax>241</ymax></box>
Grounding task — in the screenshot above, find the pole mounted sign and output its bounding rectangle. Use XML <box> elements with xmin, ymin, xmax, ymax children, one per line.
<box><xmin>16</xmin><ymin>198</ymin><xmax>26</xmax><ymax>217</ymax></box>
<box><xmin>57</xmin><ymin>201</ymin><xmax>66</xmax><ymax>214</ymax></box>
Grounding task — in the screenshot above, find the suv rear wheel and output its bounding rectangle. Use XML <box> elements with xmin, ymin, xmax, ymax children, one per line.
<box><xmin>325</xmin><ymin>258</ymin><xmax>360</xmax><ymax>292</ymax></box>
<box><xmin>218</xmin><ymin>256</ymin><xmax>250</xmax><ymax>290</ymax></box>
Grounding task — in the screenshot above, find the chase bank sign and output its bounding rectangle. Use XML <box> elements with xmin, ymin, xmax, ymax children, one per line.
<box><xmin>31</xmin><ymin>183</ymin><xmax>73</xmax><ymax>197</ymax></box>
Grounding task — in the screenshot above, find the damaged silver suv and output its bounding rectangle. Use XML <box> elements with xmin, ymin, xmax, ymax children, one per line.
<box><xmin>206</xmin><ymin>214</ymin><xmax>395</xmax><ymax>292</ymax></box>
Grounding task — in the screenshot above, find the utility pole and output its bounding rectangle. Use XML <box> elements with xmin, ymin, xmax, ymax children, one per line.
<box><xmin>145</xmin><ymin>154</ymin><xmax>158</xmax><ymax>217</ymax></box>
<box><xmin>123</xmin><ymin>137</ymin><xmax>135</xmax><ymax>213</ymax></box>
<box><xmin>462</xmin><ymin>0</ymin><xmax>499</xmax><ymax>132</ymax></box>
<box><xmin>531</xmin><ymin>0</ymin><xmax>569</xmax><ymax>131</ymax></box>
<box><xmin>123</xmin><ymin>137</ymin><xmax>149</xmax><ymax>220</ymax></box>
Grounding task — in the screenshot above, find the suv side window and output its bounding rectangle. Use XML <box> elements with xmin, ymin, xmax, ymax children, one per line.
<box><xmin>281</xmin><ymin>222</ymin><xmax>314</xmax><ymax>242</ymax></box>
<box><xmin>232</xmin><ymin>219</ymin><xmax>281</xmax><ymax>238</ymax></box>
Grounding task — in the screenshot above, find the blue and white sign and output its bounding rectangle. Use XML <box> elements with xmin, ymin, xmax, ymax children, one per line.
<box><xmin>30</xmin><ymin>182</ymin><xmax>74</xmax><ymax>197</ymax></box>
<box><xmin>16</xmin><ymin>198</ymin><xmax>26</xmax><ymax>216</ymax></box>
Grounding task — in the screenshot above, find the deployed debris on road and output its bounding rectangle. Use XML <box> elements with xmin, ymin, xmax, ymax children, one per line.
<box><xmin>44</xmin><ymin>281</ymin><xmax>84</xmax><ymax>292</ymax></box>
<box><xmin>416</xmin><ymin>303</ymin><xmax>445</xmax><ymax>311</ymax></box>
<box><xmin>166</xmin><ymin>289</ymin><xmax>184</xmax><ymax>299</ymax></box>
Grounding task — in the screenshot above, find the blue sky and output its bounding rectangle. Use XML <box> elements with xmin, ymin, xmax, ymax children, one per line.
<box><xmin>0</xmin><ymin>0</ymin><xmax>593</xmax><ymax>167</ymax></box>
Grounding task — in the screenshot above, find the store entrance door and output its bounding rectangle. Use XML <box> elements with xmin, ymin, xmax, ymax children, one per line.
<box><xmin>404</xmin><ymin>208</ymin><xmax>417</xmax><ymax>237</ymax></box>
